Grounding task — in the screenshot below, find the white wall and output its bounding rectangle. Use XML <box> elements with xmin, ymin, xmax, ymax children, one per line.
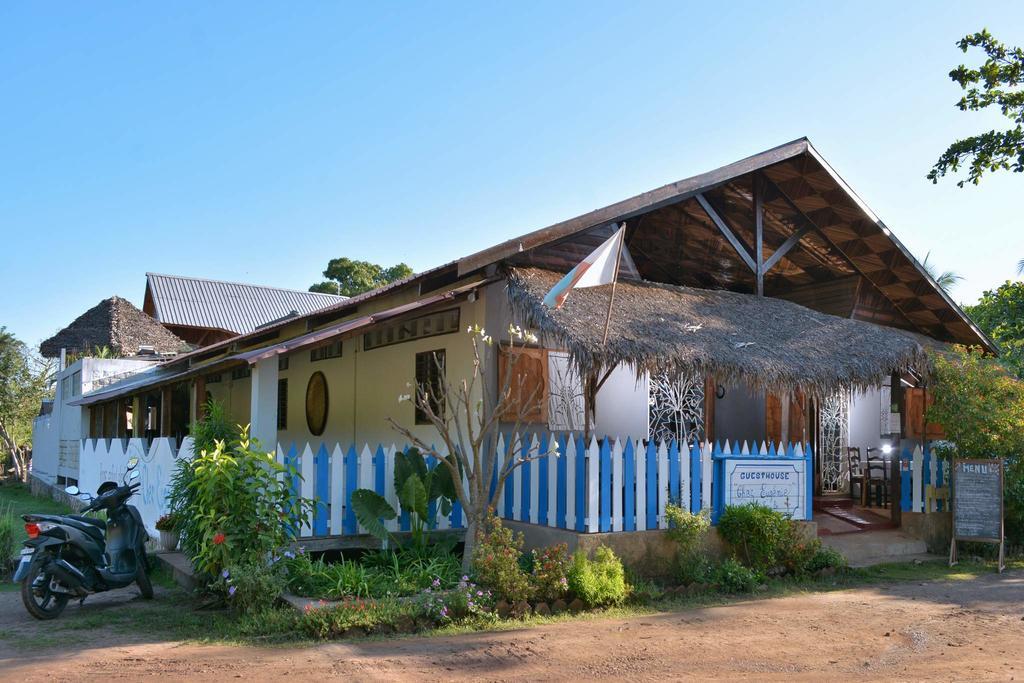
<box><xmin>593</xmin><ymin>365</ymin><xmax>649</xmax><ymax>440</ymax></box>
<box><xmin>78</xmin><ymin>437</ymin><xmax>193</xmax><ymax>537</ymax></box>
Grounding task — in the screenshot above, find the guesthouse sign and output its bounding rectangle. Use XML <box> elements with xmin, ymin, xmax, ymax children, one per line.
<box><xmin>721</xmin><ymin>459</ymin><xmax>807</xmax><ymax>520</ymax></box>
<box><xmin>950</xmin><ymin>459</ymin><xmax>1005</xmax><ymax>572</ymax></box>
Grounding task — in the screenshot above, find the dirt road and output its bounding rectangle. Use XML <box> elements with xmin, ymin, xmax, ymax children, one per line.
<box><xmin>2</xmin><ymin>570</ymin><xmax>1022</xmax><ymax>681</ymax></box>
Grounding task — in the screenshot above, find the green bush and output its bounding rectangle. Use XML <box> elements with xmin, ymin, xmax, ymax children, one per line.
<box><xmin>665</xmin><ymin>505</ymin><xmax>712</xmax><ymax>585</ymax></box>
<box><xmin>169</xmin><ymin>400</ymin><xmax>237</xmax><ymax>563</ymax></box>
<box><xmin>184</xmin><ymin>425</ymin><xmax>314</xmax><ymax>576</ymax></box>
<box><xmin>299</xmin><ymin>597</ymin><xmax>421</xmax><ymax>638</ymax></box>
<box><xmin>529</xmin><ymin>543</ymin><xmax>571</xmax><ymax>602</ymax></box>
<box><xmin>471</xmin><ymin>515</ymin><xmax>532</xmax><ymax>603</ymax></box>
<box><xmin>567</xmin><ymin>545</ymin><xmax>627</xmax><ymax>607</ymax></box>
<box><xmin>777</xmin><ymin>523</ymin><xmax>822</xmax><ymax>576</ymax></box>
<box><xmin>806</xmin><ymin>544</ymin><xmax>847</xmax><ymax>573</ymax></box>
<box><xmin>713</xmin><ymin>557</ymin><xmax>762</xmax><ymax>593</ymax></box>
<box><xmin>0</xmin><ymin>503</ymin><xmax>16</xmax><ymax>578</ymax></box>
<box><xmin>212</xmin><ymin>561</ymin><xmax>287</xmax><ymax>614</ymax></box>
<box><xmin>676</xmin><ymin>551</ymin><xmax>714</xmax><ymax>586</ymax></box>
<box><xmin>716</xmin><ymin>503</ymin><xmax>790</xmax><ymax>571</ymax></box>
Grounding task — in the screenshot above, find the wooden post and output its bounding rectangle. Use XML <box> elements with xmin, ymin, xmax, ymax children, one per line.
<box><xmin>160</xmin><ymin>386</ymin><xmax>172</xmax><ymax>438</ymax></box>
<box><xmin>195</xmin><ymin>374</ymin><xmax>207</xmax><ymax>422</ymax></box>
<box><xmin>754</xmin><ymin>175</ymin><xmax>764</xmax><ymax>297</ymax></box>
<box><xmin>600</xmin><ymin>225</ymin><xmax>626</xmax><ymax>346</ymax></box>
<box><xmin>116</xmin><ymin>399</ymin><xmax>128</xmax><ymax>438</ymax></box>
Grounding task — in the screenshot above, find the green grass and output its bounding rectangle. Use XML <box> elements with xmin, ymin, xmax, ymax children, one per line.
<box><xmin>0</xmin><ymin>482</ymin><xmax>74</xmax><ymax>545</ymax></box>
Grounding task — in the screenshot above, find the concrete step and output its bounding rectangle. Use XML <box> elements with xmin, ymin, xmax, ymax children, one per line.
<box><xmin>154</xmin><ymin>551</ymin><xmax>198</xmax><ymax>592</ymax></box>
<box><xmin>820</xmin><ymin>530</ymin><xmax>929</xmax><ymax>567</ymax></box>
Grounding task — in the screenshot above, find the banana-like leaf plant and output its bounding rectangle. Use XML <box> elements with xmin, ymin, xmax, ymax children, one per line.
<box><xmin>349</xmin><ymin>447</ymin><xmax>458</xmax><ymax>550</ymax></box>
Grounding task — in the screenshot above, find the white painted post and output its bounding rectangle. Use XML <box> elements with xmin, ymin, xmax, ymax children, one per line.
<box><xmin>547</xmin><ymin>437</ymin><xmax>558</xmax><ymax>528</ymax></box>
<box><xmin>299</xmin><ymin>443</ymin><xmax>315</xmax><ymax>536</ymax></box>
<box><xmin>358</xmin><ymin>444</ymin><xmax>373</xmax><ymax>533</ymax></box>
<box><xmin>636</xmin><ymin>439</ymin><xmax>647</xmax><ymax>532</ymax></box>
<box><xmin>701</xmin><ymin>442</ymin><xmax>713</xmax><ymax>511</ymax></box>
<box><xmin>586</xmin><ymin>436</ymin><xmax>599</xmax><ymax>533</ymax></box>
<box><xmin>927</xmin><ymin>450</ymin><xmax>938</xmax><ymax>513</ymax></box>
<box><xmin>611</xmin><ymin>438</ymin><xmax>623</xmax><ymax>532</ymax></box>
<box><xmin>912</xmin><ymin>445</ymin><xmax>924</xmax><ymax>513</ymax></box>
<box><xmin>657</xmin><ymin>439</ymin><xmax>669</xmax><ymax>529</ymax></box>
<box><xmin>495</xmin><ymin>433</ymin><xmax>507</xmax><ymax>516</ymax></box>
<box><xmin>565</xmin><ymin>437</ymin><xmax>577</xmax><ymax>530</ymax></box>
<box><xmin>248</xmin><ymin>357</ymin><xmax>278</xmax><ymax>453</ymax></box>
<box><xmin>436</xmin><ymin>444</ymin><xmax>451</xmax><ymax>531</ymax></box>
<box><xmin>529</xmin><ymin>434</ymin><xmax>540</xmax><ymax>525</ymax></box>
<box><xmin>384</xmin><ymin>445</ymin><xmax>398</xmax><ymax>532</ymax></box>
<box><xmin>329</xmin><ymin>444</ymin><xmax>344</xmax><ymax>534</ymax></box>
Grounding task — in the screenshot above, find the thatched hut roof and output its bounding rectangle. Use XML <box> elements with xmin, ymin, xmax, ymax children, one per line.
<box><xmin>40</xmin><ymin>296</ymin><xmax>189</xmax><ymax>358</ymax></box>
<box><xmin>507</xmin><ymin>267</ymin><xmax>937</xmax><ymax>396</ymax></box>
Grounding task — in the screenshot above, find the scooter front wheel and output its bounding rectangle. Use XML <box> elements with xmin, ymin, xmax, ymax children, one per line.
<box><xmin>21</xmin><ymin>559</ymin><xmax>70</xmax><ymax>620</ymax></box>
<box><xmin>136</xmin><ymin>561</ymin><xmax>154</xmax><ymax>599</ymax></box>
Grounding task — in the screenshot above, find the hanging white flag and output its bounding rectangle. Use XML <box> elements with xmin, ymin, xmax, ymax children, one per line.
<box><xmin>542</xmin><ymin>225</ymin><xmax>625</xmax><ymax>309</ymax></box>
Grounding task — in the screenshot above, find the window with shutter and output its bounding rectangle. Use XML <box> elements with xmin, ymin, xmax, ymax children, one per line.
<box><xmin>498</xmin><ymin>347</ymin><xmax>549</xmax><ymax>424</ymax></box>
<box><xmin>415</xmin><ymin>349</ymin><xmax>446</xmax><ymax>424</ymax></box>
<box><xmin>277</xmin><ymin>378</ymin><xmax>288</xmax><ymax>430</ymax></box>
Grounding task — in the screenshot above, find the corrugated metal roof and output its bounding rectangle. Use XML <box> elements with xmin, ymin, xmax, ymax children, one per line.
<box><xmin>145</xmin><ymin>273</ymin><xmax>345</xmax><ymax>335</ymax></box>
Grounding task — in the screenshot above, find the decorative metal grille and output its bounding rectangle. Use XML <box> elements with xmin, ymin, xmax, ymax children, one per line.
<box><xmin>648</xmin><ymin>373</ymin><xmax>704</xmax><ymax>446</ymax></box>
<box><xmin>548</xmin><ymin>352</ymin><xmax>585</xmax><ymax>432</ymax></box>
<box><xmin>819</xmin><ymin>391</ymin><xmax>848</xmax><ymax>494</ymax></box>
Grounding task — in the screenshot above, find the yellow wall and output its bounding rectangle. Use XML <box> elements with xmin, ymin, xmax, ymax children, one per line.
<box><xmin>204</xmin><ymin>373</ymin><xmax>251</xmax><ymax>429</ymax></box>
<box><xmin>275</xmin><ymin>297</ymin><xmax>486</xmax><ymax>449</ymax></box>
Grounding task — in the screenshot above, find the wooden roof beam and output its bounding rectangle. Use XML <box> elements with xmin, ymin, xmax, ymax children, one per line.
<box><xmin>695</xmin><ymin>193</ymin><xmax>757</xmax><ymax>274</ymax></box>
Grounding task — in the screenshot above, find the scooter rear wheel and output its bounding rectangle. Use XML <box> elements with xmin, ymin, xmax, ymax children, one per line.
<box><xmin>21</xmin><ymin>559</ymin><xmax>70</xmax><ymax>620</ymax></box>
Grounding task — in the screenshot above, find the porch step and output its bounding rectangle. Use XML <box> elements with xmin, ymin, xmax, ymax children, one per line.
<box><xmin>813</xmin><ymin>495</ymin><xmax>853</xmax><ymax>511</ymax></box>
<box><xmin>818</xmin><ymin>505</ymin><xmax>896</xmax><ymax>532</ymax></box>
<box><xmin>820</xmin><ymin>530</ymin><xmax>930</xmax><ymax>567</ymax></box>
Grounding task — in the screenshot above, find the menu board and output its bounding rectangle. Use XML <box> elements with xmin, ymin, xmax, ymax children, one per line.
<box><xmin>952</xmin><ymin>460</ymin><xmax>1003</xmax><ymax>542</ymax></box>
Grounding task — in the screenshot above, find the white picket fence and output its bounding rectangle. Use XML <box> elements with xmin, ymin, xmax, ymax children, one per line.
<box><xmin>899</xmin><ymin>444</ymin><xmax>949</xmax><ymax>513</ymax></box>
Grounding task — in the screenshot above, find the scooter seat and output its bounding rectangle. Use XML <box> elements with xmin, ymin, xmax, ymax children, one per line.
<box><xmin>67</xmin><ymin>515</ymin><xmax>105</xmax><ymax>529</ymax></box>
<box><xmin>64</xmin><ymin>516</ymin><xmax>106</xmax><ymax>542</ymax></box>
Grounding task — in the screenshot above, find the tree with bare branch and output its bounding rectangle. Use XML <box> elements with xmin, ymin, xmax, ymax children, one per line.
<box><xmin>387</xmin><ymin>324</ymin><xmax>553</xmax><ymax>570</ymax></box>
<box><xmin>0</xmin><ymin>328</ymin><xmax>53</xmax><ymax>481</ymax></box>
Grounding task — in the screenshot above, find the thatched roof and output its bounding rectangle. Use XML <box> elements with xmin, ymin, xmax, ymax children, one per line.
<box><xmin>507</xmin><ymin>268</ymin><xmax>937</xmax><ymax>396</ymax></box>
<box><xmin>40</xmin><ymin>297</ymin><xmax>189</xmax><ymax>358</ymax></box>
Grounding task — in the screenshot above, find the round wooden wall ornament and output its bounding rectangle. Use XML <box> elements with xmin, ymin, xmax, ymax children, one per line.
<box><xmin>305</xmin><ymin>371</ymin><xmax>329</xmax><ymax>436</ymax></box>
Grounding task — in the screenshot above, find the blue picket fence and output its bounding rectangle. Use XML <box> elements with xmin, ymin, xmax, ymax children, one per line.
<box><xmin>277</xmin><ymin>434</ymin><xmax>816</xmax><ymax>538</ymax></box>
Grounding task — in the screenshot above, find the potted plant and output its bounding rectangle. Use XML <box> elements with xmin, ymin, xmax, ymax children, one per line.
<box><xmin>155</xmin><ymin>513</ymin><xmax>181</xmax><ymax>552</ymax></box>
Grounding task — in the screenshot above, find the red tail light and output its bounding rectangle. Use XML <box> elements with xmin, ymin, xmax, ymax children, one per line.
<box><xmin>25</xmin><ymin>523</ymin><xmax>40</xmax><ymax>539</ymax></box>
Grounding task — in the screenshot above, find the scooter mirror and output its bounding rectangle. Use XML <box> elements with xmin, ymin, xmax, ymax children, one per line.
<box><xmin>64</xmin><ymin>485</ymin><xmax>80</xmax><ymax>495</ymax></box>
<box><xmin>79</xmin><ymin>493</ymin><xmax>92</xmax><ymax>502</ymax></box>
<box><xmin>126</xmin><ymin>457</ymin><xmax>139</xmax><ymax>470</ymax></box>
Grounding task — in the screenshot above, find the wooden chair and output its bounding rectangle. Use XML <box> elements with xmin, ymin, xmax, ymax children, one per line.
<box><xmin>847</xmin><ymin>447</ymin><xmax>864</xmax><ymax>502</ymax></box>
<box><xmin>864</xmin><ymin>448</ymin><xmax>889</xmax><ymax>508</ymax></box>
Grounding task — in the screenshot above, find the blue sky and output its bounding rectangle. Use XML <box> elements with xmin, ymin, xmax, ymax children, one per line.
<box><xmin>2</xmin><ymin>2</ymin><xmax>1023</xmax><ymax>348</ymax></box>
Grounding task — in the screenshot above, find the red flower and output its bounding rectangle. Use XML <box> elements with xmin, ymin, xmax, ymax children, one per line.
<box><xmin>212</xmin><ymin>532</ymin><xmax>226</xmax><ymax>545</ymax></box>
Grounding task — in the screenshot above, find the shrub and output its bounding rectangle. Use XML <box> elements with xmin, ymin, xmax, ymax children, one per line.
<box><xmin>567</xmin><ymin>545</ymin><xmax>627</xmax><ymax>607</ymax></box>
<box><xmin>806</xmin><ymin>545</ymin><xmax>847</xmax><ymax>573</ymax></box>
<box><xmin>471</xmin><ymin>515</ymin><xmax>532</xmax><ymax>603</ymax></box>
<box><xmin>529</xmin><ymin>543</ymin><xmax>571</xmax><ymax>602</ymax></box>
<box><xmin>625</xmin><ymin>572</ymin><xmax>665</xmax><ymax>605</ymax></box>
<box><xmin>716</xmin><ymin>503</ymin><xmax>790</xmax><ymax>571</ymax></box>
<box><xmin>665</xmin><ymin>505</ymin><xmax>710</xmax><ymax>552</ymax></box>
<box><xmin>0</xmin><ymin>503</ymin><xmax>16</xmax><ymax>578</ymax></box>
<box><xmin>169</xmin><ymin>400</ymin><xmax>236</xmax><ymax>563</ymax></box>
<box><xmin>665</xmin><ymin>505</ymin><xmax>712</xmax><ymax>585</ymax></box>
<box><xmin>713</xmin><ymin>557</ymin><xmax>762</xmax><ymax>593</ymax></box>
<box><xmin>211</xmin><ymin>561</ymin><xmax>287</xmax><ymax>614</ymax></box>
<box><xmin>676</xmin><ymin>551</ymin><xmax>714</xmax><ymax>586</ymax></box>
<box><xmin>184</xmin><ymin>425</ymin><xmax>314</xmax><ymax>576</ymax></box>
<box><xmin>777</xmin><ymin>523</ymin><xmax>821</xmax><ymax>576</ymax></box>
<box><xmin>418</xmin><ymin>575</ymin><xmax>495</xmax><ymax>623</ymax></box>
<box><xmin>299</xmin><ymin>597</ymin><xmax>420</xmax><ymax>638</ymax></box>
